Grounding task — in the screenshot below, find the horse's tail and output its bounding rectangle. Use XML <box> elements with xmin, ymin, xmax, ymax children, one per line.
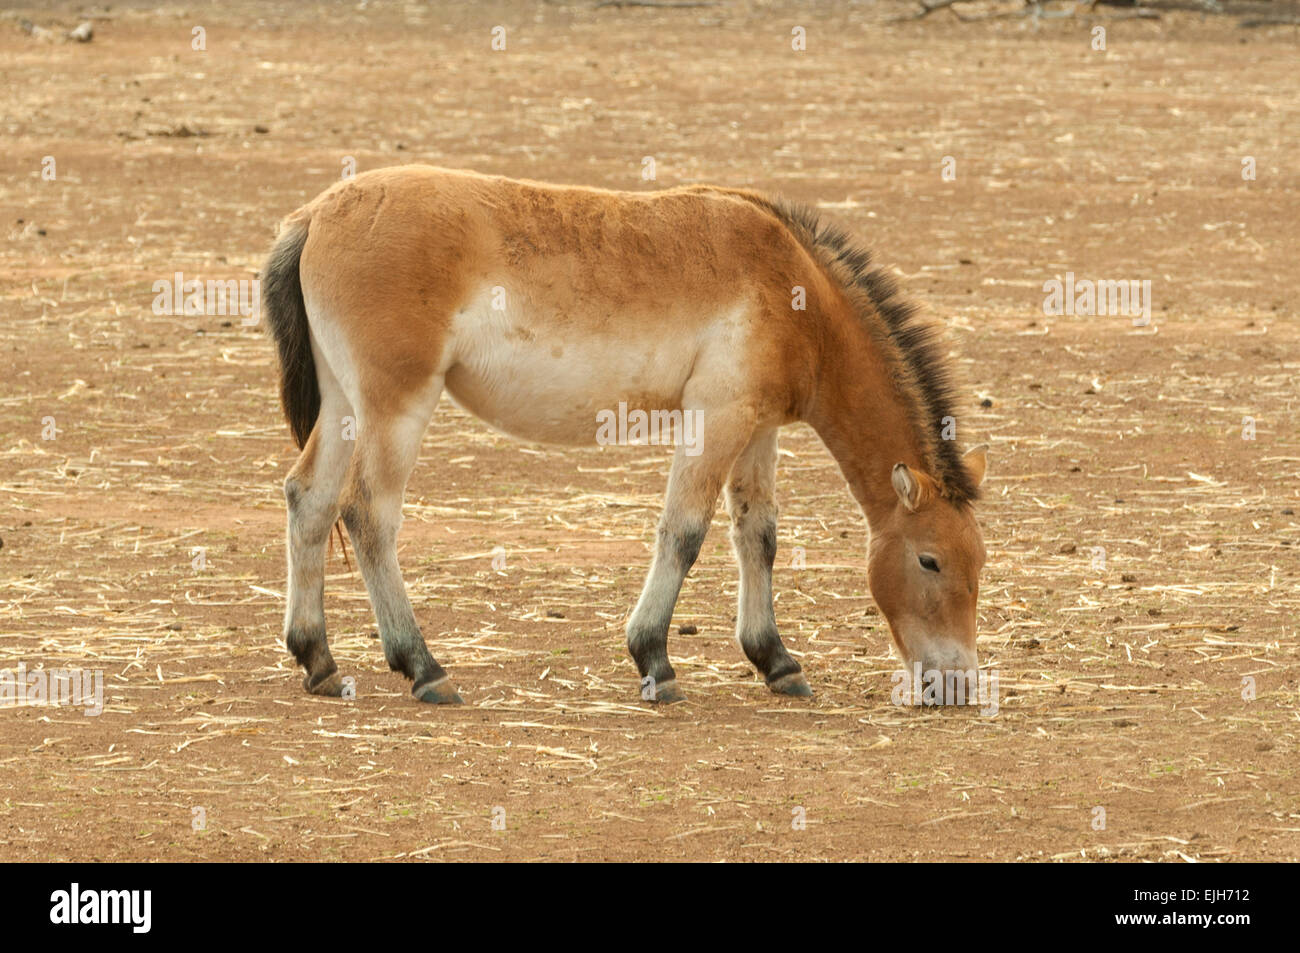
<box><xmin>261</xmin><ymin>219</ymin><xmax>350</xmax><ymax>568</ymax></box>
<box><xmin>261</xmin><ymin>220</ymin><xmax>317</xmax><ymax>450</ymax></box>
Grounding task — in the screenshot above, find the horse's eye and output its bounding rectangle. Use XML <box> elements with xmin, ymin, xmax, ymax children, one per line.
<box><xmin>918</xmin><ymin>555</ymin><xmax>940</xmax><ymax>573</ymax></box>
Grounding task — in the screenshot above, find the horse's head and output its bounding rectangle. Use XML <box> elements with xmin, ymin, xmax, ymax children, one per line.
<box><xmin>866</xmin><ymin>446</ymin><xmax>988</xmax><ymax>701</ymax></box>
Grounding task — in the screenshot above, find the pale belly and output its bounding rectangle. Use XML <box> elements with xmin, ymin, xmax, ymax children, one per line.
<box><xmin>442</xmin><ymin>296</ymin><xmax>719</xmax><ymax>447</ymax></box>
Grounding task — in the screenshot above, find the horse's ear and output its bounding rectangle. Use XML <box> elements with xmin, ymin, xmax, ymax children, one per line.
<box><xmin>963</xmin><ymin>444</ymin><xmax>989</xmax><ymax>488</ymax></box>
<box><xmin>892</xmin><ymin>463</ymin><xmax>925</xmax><ymax>511</ymax></box>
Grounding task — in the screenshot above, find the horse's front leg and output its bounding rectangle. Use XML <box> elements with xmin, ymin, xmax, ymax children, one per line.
<box><xmin>725</xmin><ymin>428</ymin><xmax>810</xmax><ymax>696</ymax></box>
<box><xmin>625</xmin><ymin>405</ymin><xmax>754</xmax><ymax>703</ymax></box>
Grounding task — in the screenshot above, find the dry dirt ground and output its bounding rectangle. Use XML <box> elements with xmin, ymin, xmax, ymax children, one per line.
<box><xmin>1</xmin><ymin>1</ymin><xmax>1297</xmax><ymax>862</ymax></box>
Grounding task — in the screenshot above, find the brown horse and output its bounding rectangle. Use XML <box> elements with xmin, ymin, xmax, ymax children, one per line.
<box><xmin>261</xmin><ymin>165</ymin><xmax>989</xmax><ymax>706</ymax></box>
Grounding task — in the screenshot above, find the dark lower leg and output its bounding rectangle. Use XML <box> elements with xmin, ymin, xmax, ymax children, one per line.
<box><xmin>626</xmin><ymin>519</ymin><xmax>709</xmax><ymax>702</ymax></box>
<box><xmin>732</xmin><ymin>515</ymin><xmax>805</xmax><ymax>690</ymax></box>
<box><xmin>727</xmin><ymin>434</ymin><xmax>808</xmax><ymax>696</ymax></box>
<box><xmin>284</xmin><ymin>436</ymin><xmax>349</xmax><ymax>696</ymax></box>
<box><xmin>341</xmin><ymin>480</ymin><xmax>460</xmax><ymax>704</ymax></box>
<box><xmin>288</xmin><ymin>622</ymin><xmax>342</xmax><ymax>695</ymax></box>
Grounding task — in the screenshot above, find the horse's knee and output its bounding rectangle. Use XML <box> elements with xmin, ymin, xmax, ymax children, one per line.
<box><xmin>659</xmin><ymin>519</ymin><xmax>708</xmax><ymax>569</ymax></box>
<box><xmin>730</xmin><ymin>506</ymin><xmax>778</xmax><ymax>567</ymax></box>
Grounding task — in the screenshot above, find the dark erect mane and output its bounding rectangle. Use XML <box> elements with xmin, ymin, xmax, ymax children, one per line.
<box><xmin>753</xmin><ymin>196</ymin><xmax>979</xmax><ymax>504</ymax></box>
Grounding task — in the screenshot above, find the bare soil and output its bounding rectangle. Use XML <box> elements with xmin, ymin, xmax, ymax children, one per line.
<box><xmin>1</xmin><ymin>1</ymin><xmax>1297</xmax><ymax>861</ymax></box>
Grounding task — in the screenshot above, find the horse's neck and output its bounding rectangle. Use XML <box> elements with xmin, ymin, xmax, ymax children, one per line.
<box><xmin>805</xmin><ymin>312</ymin><xmax>926</xmax><ymax>528</ymax></box>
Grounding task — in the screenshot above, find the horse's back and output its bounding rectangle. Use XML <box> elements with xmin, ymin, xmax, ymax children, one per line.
<box><xmin>293</xmin><ymin>165</ymin><xmax>818</xmax><ymax>440</ymax></box>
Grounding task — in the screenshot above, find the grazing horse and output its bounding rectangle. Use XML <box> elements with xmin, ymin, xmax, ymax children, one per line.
<box><xmin>262</xmin><ymin>165</ymin><xmax>989</xmax><ymax>706</ymax></box>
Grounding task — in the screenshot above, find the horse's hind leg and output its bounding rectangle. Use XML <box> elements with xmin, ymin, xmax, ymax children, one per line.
<box><xmin>339</xmin><ymin>378</ymin><xmax>461</xmax><ymax>704</ymax></box>
<box><xmin>284</xmin><ymin>356</ymin><xmax>354</xmax><ymax>696</ymax></box>
<box><xmin>725</xmin><ymin>429</ymin><xmax>809</xmax><ymax>696</ymax></box>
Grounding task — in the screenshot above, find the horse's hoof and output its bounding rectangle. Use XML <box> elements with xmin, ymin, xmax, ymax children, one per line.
<box><xmin>768</xmin><ymin>671</ymin><xmax>813</xmax><ymax>697</ymax></box>
<box><xmin>413</xmin><ymin>677</ymin><xmax>464</xmax><ymax>705</ymax></box>
<box><xmin>303</xmin><ymin>671</ymin><xmax>344</xmax><ymax>697</ymax></box>
<box><xmin>645</xmin><ymin>678</ymin><xmax>685</xmax><ymax>704</ymax></box>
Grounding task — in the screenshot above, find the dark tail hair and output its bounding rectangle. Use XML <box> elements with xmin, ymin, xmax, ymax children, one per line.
<box><xmin>261</xmin><ymin>222</ymin><xmax>350</xmax><ymax>568</ymax></box>
<box><xmin>262</xmin><ymin>223</ymin><xmax>318</xmax><ymax>449</ymax></box>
